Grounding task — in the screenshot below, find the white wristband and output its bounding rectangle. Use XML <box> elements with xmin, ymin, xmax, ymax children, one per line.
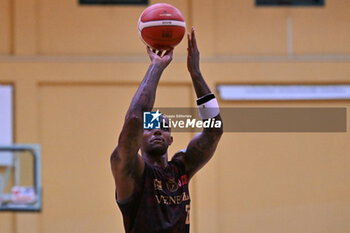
<box><xmin>197</xmin><ymin>95</ymin><xmax>220</xmax><ymax>119</ymax></box>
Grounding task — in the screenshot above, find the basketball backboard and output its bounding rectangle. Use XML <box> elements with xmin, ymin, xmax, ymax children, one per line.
<box><xmin>0</xmin><ymin>144</ymin><xmax>42</xmax><ymax>212</ymax></box>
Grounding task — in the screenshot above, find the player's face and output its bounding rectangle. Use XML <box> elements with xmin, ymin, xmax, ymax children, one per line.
<box><xmin>142</xmin><ymin>116</ymin><xmax>173</xmax><ymax>156</ymax></box>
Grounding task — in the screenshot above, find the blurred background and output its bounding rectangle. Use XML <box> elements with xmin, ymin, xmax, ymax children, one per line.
<box><xmin>0</xmin><ymin>0</ymin><xmax>350</xmax><ymax>232</ymax></box>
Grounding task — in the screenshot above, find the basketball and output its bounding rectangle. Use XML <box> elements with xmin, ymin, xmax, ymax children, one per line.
<box><xmin>138</xmin><ymin>3</ymin><xmax>186</xmax><ymax>51</ymax></box>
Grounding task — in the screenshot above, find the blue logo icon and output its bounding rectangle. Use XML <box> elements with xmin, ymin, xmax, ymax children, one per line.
<box><xmin>143</xmin><ymin>110</ymin><xmax>162</xmax><ymax>129</ymax></box>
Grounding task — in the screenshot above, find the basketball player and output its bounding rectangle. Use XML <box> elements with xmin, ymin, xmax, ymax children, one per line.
<box><xmin>110</xmin><ymin>27</ymin><xmax>223</xmax><ymax>233</ymax></box>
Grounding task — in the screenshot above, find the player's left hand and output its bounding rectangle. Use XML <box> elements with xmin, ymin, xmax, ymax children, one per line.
<box><xmin>187</xmin><ymin>27</ymin><xmax>200</xmax><ymax>75</ymax></box>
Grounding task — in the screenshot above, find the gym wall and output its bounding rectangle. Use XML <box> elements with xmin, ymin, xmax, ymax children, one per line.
<box><xmin>0</xmin><ymin>0</ymin><xmax>349</xmax><ymax>233</ymax></box>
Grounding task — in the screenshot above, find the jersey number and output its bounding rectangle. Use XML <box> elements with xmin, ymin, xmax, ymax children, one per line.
<box><xmin>185</xmin><ymin>204</ymin><xmax>190</xmax><ymax>224</ymax></box>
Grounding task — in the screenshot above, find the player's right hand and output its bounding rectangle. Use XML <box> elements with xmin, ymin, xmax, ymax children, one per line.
<box><xmin>147</xmin><ymin>47</ymin><xmax>173</xmax><ymax>69</ymax></box>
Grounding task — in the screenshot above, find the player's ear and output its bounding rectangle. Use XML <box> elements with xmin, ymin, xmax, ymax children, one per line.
<box><xmin>169</xmin><ymin>136</ymin><xmax>173</xmax><ymax>145</ymax></box>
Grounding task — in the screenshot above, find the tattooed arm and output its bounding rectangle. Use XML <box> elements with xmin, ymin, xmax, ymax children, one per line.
<box><xmin>111</xmin><ymin>48</ymin><xmax>173</xmax><ymax>201</ymax></box>
<box><xmin>173</xmin><ymin>27</ymin><xmax>223</xmax><ymax>179</ymax></box>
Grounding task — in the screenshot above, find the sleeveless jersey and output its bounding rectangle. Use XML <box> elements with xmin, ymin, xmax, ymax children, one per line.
<box><xmin>116</xmin><ymin>159</ymin><xmax>191</xmax><ymax>233</ymax></box>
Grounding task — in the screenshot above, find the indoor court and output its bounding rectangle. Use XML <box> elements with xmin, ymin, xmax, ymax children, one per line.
<box><xmin>0</xmin><ymin>0</ymin><xmax>349</xmax><ymax>233</ymax></box>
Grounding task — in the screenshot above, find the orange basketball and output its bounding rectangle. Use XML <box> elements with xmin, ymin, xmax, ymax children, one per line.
<box><xmin>138</xmin><ymin>3</ymin><xmax>186</xmax><ymax>51</ymax></box>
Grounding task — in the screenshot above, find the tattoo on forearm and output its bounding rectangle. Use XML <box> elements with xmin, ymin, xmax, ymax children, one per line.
<box><xmin>129</xmin><ymin>67</ymin><xmax>162</xmax><ymax>113</ymax></box>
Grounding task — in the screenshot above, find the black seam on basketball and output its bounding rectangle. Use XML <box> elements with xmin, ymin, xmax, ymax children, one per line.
<box><xmin>140</xmin><ymin>19</ymin><xmax>186</xmax><ymax>23</ymax></box>
<box><xmin>141</xmin><ymin>25</ymin><xmax>185</xmax><ymax>28</ymax></box>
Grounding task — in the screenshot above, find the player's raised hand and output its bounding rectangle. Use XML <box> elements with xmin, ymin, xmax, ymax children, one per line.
<box><xmin>187</xmin><ymin>27</ymin><xmax>200</xmax><ymax>75</ymax></box>
<box><xmin>147</xmin><ymin>47</ymin><xmax>173</xmax><ymax>69</ymax></box>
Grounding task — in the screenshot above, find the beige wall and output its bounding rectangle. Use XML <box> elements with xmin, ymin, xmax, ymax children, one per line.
<box><xmin>1</xmin><ymin>0</ymin><xmax>350</xmax><ymax>233</ymax></box>
<box><xmin>0</xmin><ymin>0</ymin><xmax>11</xmax><ymax>54</ymax></box>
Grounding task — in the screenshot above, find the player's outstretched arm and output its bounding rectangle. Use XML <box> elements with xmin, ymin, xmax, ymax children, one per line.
<box><xmin>111</xmin><ymin>48</ymin><xmax>173</xmax><ymax>201</ymax></box>
<box><xmin>173</xmin><ymin>27</ymin><xmax>223</xmax><ymax>179</ymax></box>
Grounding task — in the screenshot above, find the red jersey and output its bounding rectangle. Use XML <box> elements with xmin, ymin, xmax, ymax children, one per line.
<box><xmin>116</xmin><ymin>159</ymin><xmax>191</xmax><ymax>233</ymax></box>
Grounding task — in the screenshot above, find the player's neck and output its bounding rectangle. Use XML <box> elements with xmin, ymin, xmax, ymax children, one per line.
<box><xmin>143</xmin><ymin>153</ymin><xmax>169</xmax><ymax>168</ymax></box>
